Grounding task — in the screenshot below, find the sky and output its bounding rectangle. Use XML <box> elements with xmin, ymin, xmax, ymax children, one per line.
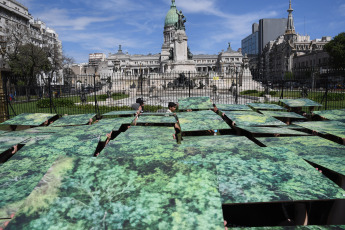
<box><xmin>18</xmin><ymin>0</ymin><xmax>345</xmax><ymax>64</ymax></box>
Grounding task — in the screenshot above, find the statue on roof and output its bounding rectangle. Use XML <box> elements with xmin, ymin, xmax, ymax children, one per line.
<box><xmin>187</xmin><ymin>46</ymin><xmax>193</xmax><ymax>60</ymax></box>
<box><xmin>175</xmin><ymin>10</ymin><xmax>186</xmax><ymax>30</ymax></box>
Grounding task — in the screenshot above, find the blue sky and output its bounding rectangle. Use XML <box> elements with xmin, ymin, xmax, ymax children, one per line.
<box><xmin>18</xmin><ymin>0</ymin><xmax>345</xmax><ymax>63</ymax></box>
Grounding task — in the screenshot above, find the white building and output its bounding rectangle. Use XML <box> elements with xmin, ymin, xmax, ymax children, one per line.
<box><xmin>97</xmin><ymin>0</ymin><xmax>247</xmax><ymax>77</ymax></box>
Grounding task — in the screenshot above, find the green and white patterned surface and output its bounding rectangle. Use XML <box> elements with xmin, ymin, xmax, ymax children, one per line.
<box><xmin>178</xmin><ymin>96</ymin><xmax>213</xmax><ymax>110</ymax></box>
<box><xmin>280</xmin><ymin>98</ymin><xmax>322</xmax><ymax>108</ymax></box>
<box><xmin>0</xmin><ymin>113</ymin><xmax>57</xmax><ymax>126</ymax></box>
<box><xmin>294</xmin><ymin>121</ymin><xmax>345</xmax><ymax>139</ymax></box>
<box><xmin>6</xmin><ymin>156</ymin><xmax>224</xmax><ymax>230</ymax></box>
<box><xmin>102</xmin><ymin>110</ymin><xmax>137</xmax><ymax>117</ymax></box>
<box><xmin>115</xmin><ymin>126</ymin><xmax>175</xmax><ymax>142</ymax></box>
<box><xmin>177</xmin><ymin>110</ymin><xmax>230</xmax><ymax>132</ymax></box>
<box><xmin>136</xmin><ymin>115</ymin><xmax>177</xmax><ymax>124</ymax></box>
<box><xmin>0</xmin><ymin>150</ymin><xmax>62</xmax><ymax>218</ymax></box>
<box><xmin>257</xmin><ymin>136</ymin><xmax>345</xmax><ymax>177</ymax></box>
<box><xmin>313</xmin><ymin>109</ymin><xmax>345</xmax><ymax>122</ymax></box>
<box><xmin>215</xmin><ymin>147</ymin><xmax>345</xmax><ymax>204</ymax></box>
<box><xmin>0</xmin><ymin>136</ymin><xmax>28</xmax><ymax>153</ymax></box>
<box><xmin>248</xmin><ymin>103</ymin><xmax>287</xmax><ymax>111</ymax></box>
<box><xmin>50</xmin><ymin>114</ymin><xmax>96</xmax><ymax>126</ymax></box>
<box><xmin>237</xmin><ymin>126</ymin><xmax>309</xmax><ymax>136</ymax></box>
<box><xmin>259</xmin><ymin>110</ymin><xmax>306</xmax><ymax>119</ymax></box>
<box><xmin>215</xmin><ymin>104</ymin><xmax>252</xmax><ymax>111</ymax></box>
<box><xmin>224</xmin><ymin>111</ymin><xmax>287</xmax><ymax>127</ymax></box>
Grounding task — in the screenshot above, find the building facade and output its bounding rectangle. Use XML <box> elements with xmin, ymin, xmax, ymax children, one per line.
<box><xmin>241</xmin><ymin>23</ymin><xmax>259</xmax><ymax>56</ymax></box>
<box><xmin>260</xmin><ymin>0</ymin><xmax>331</xmax><ymax>81</ymax></box>
<box><xmin>97</xmin><ymin>0</ymin><xmax>246</xmax><ymax>78</ymax></box>
<box><xmin>241</xmin><ymin>19</ymin><xmax>287</xmax><ymax>56</ymax></box>
<box><xmin>0</xmin><ymin>0</ymin><xmax>62</xmax><ymax>84</ymax></box>
<box><xmin>89</xmin><ymin>53</ymin><xmax>106</xmax><ymax>67</ymax></box>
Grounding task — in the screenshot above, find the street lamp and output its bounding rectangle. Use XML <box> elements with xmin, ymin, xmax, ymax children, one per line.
<box><xmin>235</xmin><ymin>66</ymin><xmax>240</xmax><ymax>104</ymax></box>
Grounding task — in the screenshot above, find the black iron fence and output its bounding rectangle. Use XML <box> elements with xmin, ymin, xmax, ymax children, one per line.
<box><xmin>1</xmin><ymin>69</ymin><xmax>344</xmax><ymax>120</ymax></box>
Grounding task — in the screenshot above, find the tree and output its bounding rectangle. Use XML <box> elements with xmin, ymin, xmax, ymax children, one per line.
<box><xmin>3</xmin><ymin>21</ymin><xmax>63</xmax><ymax>101</ymax></box>
<box><xmin>324</xmin><ymin>32</ymin><xmax>345</xmax><ymax>69</ymax></box>
<box><xmin>59</xmin><ymin>54</ymin><xmax>75</xmax><ymax>90</ymax></box>
<box><xmin>8</xmin><ymin>43</ymin><xmax>51</xmax><ymax>101</ymax></box>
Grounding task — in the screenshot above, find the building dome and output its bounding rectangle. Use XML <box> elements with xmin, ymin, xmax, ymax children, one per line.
<box><xmin>164</xmin><ymin>0</ymin><xmax>178</xmax><ymax>27</ymax></box>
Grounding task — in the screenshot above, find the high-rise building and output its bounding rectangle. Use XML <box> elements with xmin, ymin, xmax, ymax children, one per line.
<box><xmin>258</xmin><ymin>18</ymin><xmax>288</xmax><ymax>55</ymax></box>
<box><xmin>241</xmin><ymin>18</ymin><xmax>287</xmax><ymax>56</ymax></box>
<box><xmin>241</xmin><ymin>23</ymin><xmax>259</xmax><ymax>55</ymax></box>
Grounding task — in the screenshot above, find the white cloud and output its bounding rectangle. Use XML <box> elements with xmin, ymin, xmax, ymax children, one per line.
<box><xmin>35</xmin><ymin>8</ymin><xmax>117</xmax><ymax>30</ymax></box>
<box><xmin>178</xmin><ymin>0</ymin><xmax>220</xmax><ymax>15</ymax></box>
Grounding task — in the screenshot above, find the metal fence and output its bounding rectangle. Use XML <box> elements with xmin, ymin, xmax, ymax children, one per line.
<box><xmin>1</xmin><ymin>69</ymin><xmax>344</xmax><ymax>120</ymax></box>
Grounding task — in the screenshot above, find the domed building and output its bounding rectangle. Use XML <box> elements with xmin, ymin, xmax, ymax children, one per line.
<box><xmin>98</xmin><ymin>0</ymin><xmax>246</xmax><ymax>76</ymax></box>
<box><xmin>161</xmin><ymin>0</ymin><xmax>179</xmax><ymax>65</ymax></box>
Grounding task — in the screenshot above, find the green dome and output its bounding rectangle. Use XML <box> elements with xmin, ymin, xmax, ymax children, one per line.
<box><xmin>164</xmin><ymin>1</ymin><xmax>178</xmax><ymax>27</ymax></box>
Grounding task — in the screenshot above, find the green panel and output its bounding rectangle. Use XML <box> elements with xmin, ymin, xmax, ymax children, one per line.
<box><xmin>182</xmin><ymin>135</ymin><xmax>258</xmax><ymax>152</ymax></box>
<box><xmin>50</xmin><ymin>114</ymin><xmax>96</xmax><ymax>126</ymax></box>
<box><xmin>33</xmin><ymin>134</ymin><xmax>100</xmax><ymax>156</ymax></box>
<box><xmin>115</xmin><ymin>126</ymin><xmax>175</xmax><ymax>142</ymax></box>
<box><xmin>11</xmin><ymin>126</ymin><xmax>101</xmax><ymax>157</ymax></box>
<box><xmin>140</xmin><ymin>112</ymin><xmax>175</xmax><ymax>116</ymax></box>
<box><xmin>215</xmin><ymin>104</ymin><xmax>252</xmax><ymax>111</ymax></box>
<box><xmin>19</xmin><ymin>134</ymin><xmax>54</xmax><ymax>147</ymax></box>
<box><xmin>0</xmin><ymin>136</ymin><xmax>29</xmax><ymax>153</ymax></box>
<box><xmin>294</xmin><ymin>121</ymin><xmax>345</xmax><ymax>139</ymax></box>
<box><xmin>136</xmin><ymin>115</ymin><xmax>177</xmax><ymax>124</ymax></box>
<box><xmin>102</xmin><ymin>110</ymin><xmax>136</xmax><ymax>117</ymax></box>
<box><xmin>20</xmin><ymin>126</ymin><xmax>67</xmax><ymax>134</ymax></box>
<box><xmin>100</xmin><ymin>139</ymin><xmax>180</xmax><ymax>159</ymax></box>
<box><xmin>313</xmin><ymin>109</ymin><xmax>345</xmax><ymax>122</ymax></box>
<box><xmin>7</xmin><ymin>157</ymin><xmax>224</xmax><ymax>230</ymax></box>
<box><xmin>178</xmin><ymin>96</ymin><xmax>213</xmax><ymax>110</ymax></box>
<box><xmin>96</xmin><ymin>117</ymin><xmax>134</xmax><ymax>131</ymax></box>
<box><xmin>178</xmin><ymin>116</ymin><xmax>230</xmax><ymax>132</ymax></box>
<box><xmin>177</xmin><ymin>110</ymin><xmax>217</xmax><ymax>119</ymax></box>
<box><xmin>0</xmin><ymin>153</ymin><xmax>61</xmax><ymax>218</ymax></box>
<box><xmin>0</xmin><ymin>113</ymin><xmax>57</xmax><ymax>126</ymax></box>
<box><xmin>259</xmin><ymin>110</ymin><xmax>306</xmax><ymax>119</ymax></box>
<box><xmin>237</xmin><ymin>126</ymin><xmax>309</xmax><ymax>136</ymax></box>
<box><xmin>247</xmin><ymin>103</ymin><xmax>286</xmax><ymax>111</ymax></box>
<box><xmin>103</xmin><ymin>136</ymin><xmax>256</xmax><ymax>161</ymax></box>
<box><xmin>224</xmin><ymin>111</ymin><xmax>287</xmax><ymax>127</ymax></box>
<box><xmin>280</xmin><ymin>98</ymin><xmax>322</xmax><ymax>107</ymax></box>
<box><xmin>230</xmin><ymin>226</ymin><xmax>345</xmax><ymax>230</ymax></box>
<box><xmin>218</xmin><ymin>147</ymin><xmax>344</xmax><ymax>204</ymax></box>
<box><xmin>0</xmin><ymin>130</ymin><xmax>8</xmax><ymax>135</ymax></box>
<box><xmin>277</xmin><ymin>124</ymin><xmax>306</xmax><ymax>130</ymax></box>
<box><xmin>257</xmin><ymin>136</ymin><xmax>345</xmax><ymax>177</ymax></box>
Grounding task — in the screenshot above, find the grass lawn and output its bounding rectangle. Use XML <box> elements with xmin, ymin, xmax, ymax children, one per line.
<box><xmin>7</xmin><ymin>93</ymin><xmax>163</xmax><ymax>118</ymax></box>
<box><xmin>240</xmin><ymin>90</ymin><xmax>345</xmax><ymax>110</ymax></box>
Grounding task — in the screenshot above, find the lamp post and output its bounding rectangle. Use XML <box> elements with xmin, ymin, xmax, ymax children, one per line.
<box><xmin>138</xmin><ymin>62</ymin><xmax>143</xmax><ymax>97</ymax></box>
<box><xmin>235</xmin><ymin>66</ymin><xmax>239</xmax><ymax>104</ymax></box>
<box><xmin>0</xmin><ymin>40</ymin><xmax>9</xmax><ymax>122</ymax></box>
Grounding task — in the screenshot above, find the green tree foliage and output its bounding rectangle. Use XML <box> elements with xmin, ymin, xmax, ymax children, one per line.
<box><xmin>324</xmin><ymin>32</ymin><xmax>345</xmax><ymax>68</ymax></box>
<box><xmin>7</xmin><ymin>158</ymin><xmax>223</xmax><ymax>229</ymax></box>
<box><xmin>8</xmin><ymin>43</ymin><xmax>51</xmax><ymax>101</ymax></box>
<box><xmin>8</xmin><ymin>43</ymin><xmax>51</xmax><ymax>86</ymax></box>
